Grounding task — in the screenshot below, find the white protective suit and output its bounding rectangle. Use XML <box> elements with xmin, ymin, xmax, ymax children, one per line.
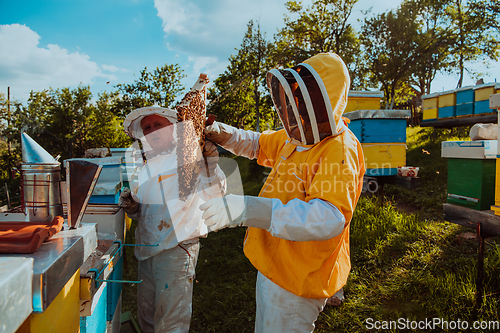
<box><xmin>124</xmin><ymin>106</ymin><xmax>226</xmax><ymax>333</ymax></box>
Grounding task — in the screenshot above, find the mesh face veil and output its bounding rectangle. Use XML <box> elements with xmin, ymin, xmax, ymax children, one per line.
<box><xmin>266</xmin><ymin>63</ymin><xmax>339</xmax><ymax>145</ymax></box>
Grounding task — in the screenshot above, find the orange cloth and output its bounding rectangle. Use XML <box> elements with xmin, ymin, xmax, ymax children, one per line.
<box><xmin>0</xmin><ymin>216</ymin><xmax>64</xmax><ymax>254</ymax></box>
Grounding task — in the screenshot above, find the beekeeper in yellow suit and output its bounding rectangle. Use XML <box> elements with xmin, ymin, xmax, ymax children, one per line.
<box><xmin>200</xmin><ymin>53</ymin><xmax>365</xmax><ymax>332</ymax></box>
<box><xmin>119</xmin><ymin>106</ymin><xmax>226</xmax><ymax>333</ymax></box>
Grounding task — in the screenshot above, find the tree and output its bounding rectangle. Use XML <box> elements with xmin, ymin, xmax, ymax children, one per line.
<box><xmin>115</xmin><ymin>64</ymin><xmax>186</xmax><ymax>118</ymax></box>
<box><xmin>238</xmin><ymin>21</ymin><xmax>274</xmax><ymax>132</ymax></box>
<box><xmin>360</xmin><ymin>2</ymin><xmax>452</xmax><ymax>107</ymax></box>
<box><xmin>41</xmin><ymin>86</ymin><xmax>96</xmax><ymax>159</ymax></box>
<box><xmin>208</xmin><ymin>21</ymin><xmax>275</xmax><ymax>132</ymax></box>
<box><xmin>0</xmin><ymin>92</ymin><xmax>21</xmax><ymax>183</ymax></box>
<box><xmin>406</xmin><ymin>0</ymin><xmax>452</xmax><ymax>96</ymax></box>
<box><xmin>482</xmin><ymin>0</ymin><xmax>500</xmax><ymax>32</ymax></box>
<box><xmin>14</xmin><ymin>86</ymin><xmax>131</xmax><ymax>161</ymax></box>
<box><xmin>208</xmin><ymin>54</ymin><xmax>275</xmax><ymax>131</ymax></box>
<box><xmin>89</xmin><ymin>91</ymin><xmax>132</xmax><ymax>150</ymax></box>
<box><xmin>275</xmin><ymin>0</ymin><xmax>366</xmax><ymax>88</ymax></box>
<box><xmin>443</xmin><ymin>0</ymin><xmax>500</xmax><ymax>88</ymax></box>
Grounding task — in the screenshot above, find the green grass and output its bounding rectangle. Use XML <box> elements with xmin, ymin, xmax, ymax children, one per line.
<box><xmin>123</xmin><ymin>127</ymin><xmax>500</xmax><ymax>332</ymax></box>
<box><xmin>316</xmin><ymin>196</ymin><xmax>500</xmax><ymax>332</ymax></box>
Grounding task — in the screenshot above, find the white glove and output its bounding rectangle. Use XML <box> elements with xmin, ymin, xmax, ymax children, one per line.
<box><xmin>204</xmin><ymin>121</ymin><xmax>234</xmax><ymax>146</ymax></box>
<box><xmin>204</xmin><ymin>121</ymin><xmax>261</xmax><ymax>159</ymax></box>
<box><xmin>202</xmin><ymin>140</ymin><xmax>219</xmax><ymax>177</ymax></box>
<box><xmin>118</xmin><ymin>188</ymin><xmax>140</xmax><ymax>215</ymax></box>
<box><xmin>199</xmin><ymin>194</ymin><xmax>272</xmax><ymax>232</ymax></box>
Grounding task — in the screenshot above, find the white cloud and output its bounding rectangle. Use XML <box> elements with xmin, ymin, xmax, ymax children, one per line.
<box><xmin>102</xmin><ymin>64</ymin><xmax>127</xmax><ymax>73</ymax></box>
<box><xmin>154</xmin><ymin>0</ymin><xmax>202</xmax><ymax>35</ymax></box>
<box><xmin>187</xmin><ymin>55</ymin><xmax>226</xmax><ymax>84</ymax></box>
<box><xmin>153</xmin><ymin>0</ymin><xmax>291</xmax><ymax>88</ymax></box>
<box><xmin>0</xmin><ymin>24</ymin><xmax>112</xmax><ymax>102</ymax></box>
<box><xmin>154</xmin><ymin>0</ymin><xmax>286</xmax><ymax>54</ymax></box>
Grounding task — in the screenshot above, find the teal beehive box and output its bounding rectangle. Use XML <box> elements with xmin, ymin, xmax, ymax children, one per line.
<box><xmin>455</xmin><ymin>86</ymin><xmax>475</xmax><ymax>116</ymax></box>
<box><xmin>343</xmin><ymin>109</ymin><xmax>410</xmax><ymax>143</ymax></box>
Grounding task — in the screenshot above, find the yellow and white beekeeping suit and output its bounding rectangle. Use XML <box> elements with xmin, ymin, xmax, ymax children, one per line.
<box><xmin>247</xmin><ymin>53</ymin><xmax>365</xmax><ymax>298</ymax></box>
<box><xmin>202</xmin><ymin>53</ymin><xmax>365</xmax><ymax>333</ymax></box>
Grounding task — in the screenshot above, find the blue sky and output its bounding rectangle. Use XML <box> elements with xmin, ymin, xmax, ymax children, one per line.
<box><xmin>1</xmin><ymin>0</ymin><xmax>498</xmax><ymax>105</ymax></box>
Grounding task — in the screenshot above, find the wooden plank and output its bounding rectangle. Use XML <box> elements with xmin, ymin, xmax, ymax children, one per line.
<box><xmin>443</xmin><ymin>203</ymin><xmax>500</xmax><ymax>236</ymax></box>
<box><xmin>420</xmin><ymin>113</ymin><xmax>497</xmax><ymax>128</ymax></box>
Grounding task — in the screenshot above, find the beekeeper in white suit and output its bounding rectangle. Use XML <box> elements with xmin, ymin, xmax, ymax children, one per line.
<box><xmin>200</xmin><ymin>53</ymin><xmax>366</xmax><ymax>332</ymax></box>
<box><xmin>119</xmin><ymin>106</ymin><xmax>226</xmax><ymax>333</ymax></box>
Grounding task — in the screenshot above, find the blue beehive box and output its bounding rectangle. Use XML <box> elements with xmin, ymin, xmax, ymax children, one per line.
<box><xmin>474</xmin><ymin>100</ymin><xmax>492</xmax><ymax>115</ymax></box>
<box><xmin>438</xmin><ymin>105</ymin><xmax>456</xmax><ymax>118</ymax></box>
<box><xmin>343</xmin><ymin>109</ymin><xmax>410</xmax><ymax>143</ymax></box>
<box><xmin>456</xmin><ymin>86</ymin><xmax>475</xmax><ymax>104</ymax></box>
<box><xmin>456</xmin><ymin>102</ymin><xmax>474</xmax><ymax>116</ymax></box>
<box><xmin>455</xmin><ymin>86</ymin><xmax>475</xmax><ymax>116</ymax></box>
<box><xmin>365</xmin><ymin>168</ymin><xmax>398</xmax><ymax>176</ymax></box>
<box><xmin>80</xmin><ymin>283</ymin><xmax>108</xmax><ymax>333</ymax></box>
<box><xmin>107</xmin><ymin>255</ymin><xmax>123</xmax><ymax>321</ymax></box>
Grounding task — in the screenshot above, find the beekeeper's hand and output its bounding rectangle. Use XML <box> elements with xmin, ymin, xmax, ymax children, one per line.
<box><xmin>199</xmin><ymin>194</ymin><xmax>272</xmax><ymax>232</ymax></box>
<box><xmin>204</xmin><ymin>121</ymin><xmax>260</xmax><ymax>160</ymax></box>
<box><xmin>202</xmin><ymin>140</ymin><xmax>219</xmax><ymax>177</ymax></box>
<box><xmin>204</xmin><ymin>121</ymin><xmax>233</xmax><ymax>146</ymax></box>
<box><xmin>118</xmin><ymin>188</ymin><xmax>140</xmax><ymax>215</ymax></box>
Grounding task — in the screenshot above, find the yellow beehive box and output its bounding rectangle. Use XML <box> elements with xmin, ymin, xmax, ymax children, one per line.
<box><xmin>474</xmin><ymin>83</ymin><xmax>498</xmax><ymax>101</ymax></box>
<box><xmin>491</xmin><ymin>205</ymin><xmax>500</xmax><ymax>216</ymax></box>
<box><xmin>496</xmin><ymin>158</ymin><xmax>500</xmax><ymax>206</ymax></box>
<box><xmin>495</xmin><ymin>156</ymin><xmax>500</xmax><ymax>215</ymax></box>
<box><xmin>345</xmin><ymin>91</ymin><xmax>383</xmax><ymax>112</ymax></box>
<box><xmin>423</xmin><ymin>108</ymin><xmax>438</xmax><ymax>120</ymax></box>
<box><xmin>438</xmin><ymin>90</ymin><xmax>456</xmax><ymax>107</ymax></box>
<box><xmin>362</xmin><ymin>143</ymin><xmax>406</xmax><ymax>170</ymax></box>
<box><xmin>17</xmin><ymin>270</ymin><xmax>81</xmax><ymax>333</ymax></box>
<box><xmin>422</xmin><ymin>93</ymin><xmax>439</xmax><ymax>109</ymax></box>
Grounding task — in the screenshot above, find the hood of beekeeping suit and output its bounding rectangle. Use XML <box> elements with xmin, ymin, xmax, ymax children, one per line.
<box><xmin>266</xmin><ymin>52</ymin><xmax>350</xmax><ymax>145</ymax></box>
<box><xmin>124</xmin><ymin>106</ymin><xmax>178</xmax><ymax>140</ymax></box>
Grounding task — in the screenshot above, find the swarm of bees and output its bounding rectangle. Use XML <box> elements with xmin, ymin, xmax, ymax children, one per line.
<box><xmin>176</xmin><ymin>74</ymin><xmax>209</xmax><ymax>201</ymax></box>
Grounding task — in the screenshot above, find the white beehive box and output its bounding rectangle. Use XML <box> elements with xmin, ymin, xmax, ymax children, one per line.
<box><xmin>441</xmin><ymin>140</ymin><xmax>497</xmax><ymax>159</ymax></box>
